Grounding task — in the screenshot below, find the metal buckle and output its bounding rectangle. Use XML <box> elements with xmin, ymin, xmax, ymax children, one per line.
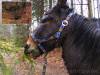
<box><xmin>62</xmin><ymin>20</ymin><xmax>68</xmax><ymax>26</ymax></box>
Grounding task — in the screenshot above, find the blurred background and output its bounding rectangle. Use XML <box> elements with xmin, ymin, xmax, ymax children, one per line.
<box><xmin>0</xmin><ymin>0</ymin><xmax>100</xmax><ymax>75</ymax></box>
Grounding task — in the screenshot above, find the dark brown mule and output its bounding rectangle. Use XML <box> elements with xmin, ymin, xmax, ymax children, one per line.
<box><xmin>24</xmin><ymin>0</ymin><xmax>100</xmax><ymax>75</ymax></box>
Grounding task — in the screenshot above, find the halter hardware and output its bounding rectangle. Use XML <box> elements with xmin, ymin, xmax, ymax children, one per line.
<box><xmin>62</xmin><ymin>20</ymin><xmax>68</xmax><ymax>26</ymax></box>
<box><xmin>54</xmin><ymin>12</ymin><xmax>75</xmax><ymax>39</ymax></box>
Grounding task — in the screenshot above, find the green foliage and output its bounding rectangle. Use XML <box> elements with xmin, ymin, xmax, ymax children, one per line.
<box><xmin>0</xmin><ymin>50</ymin><xmax>13</xmax><ymax>75</ymax></box>
<box><xmin>1</xmin><ymin>66</ymin><xmax>13</xmax><ymax>75</ymax></box>
<box><xmin>0</xmin><ymin>39</ymin><xmax>18</xmax><ymax>75</ymax></box>
<box><xmin>0</xmin><ymin>24</ymin><xmax>35</xmax><ymax>75</ymax></box>
<box><xmin>0</xmin><ymin>40</ymin><xmax>19</xmax><ymax>53</ymax></box>
<box><xmin>13</xmin><ymin>25</ymin><xmax>28</xmax><ymax>47</ymax></box>
<box><xmin>0</xmin><ymin>39</ymin><xmax>35</xmax><ymax>75</ymax></box>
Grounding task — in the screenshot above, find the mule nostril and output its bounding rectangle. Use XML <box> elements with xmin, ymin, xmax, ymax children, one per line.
<box><xmin>24</xmin><ymin>44</ymin><xmax>30</xmax><ymax>55</ymax></box>
<box><xmin>24</xmin><ymin>44</ymin><xmax>30</xmax><ymax>49</ymax></box>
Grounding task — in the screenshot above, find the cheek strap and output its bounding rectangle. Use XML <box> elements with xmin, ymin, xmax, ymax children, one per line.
<box><xmin>54</xmin><ymin>20</ymin><xmax>68</xmax><ymax>39</ymax></box>
<box><xmin>38</xmin><ymin>43</ymin><xmax>46</xmax><ymax>53</ymax></box>
<box><xmin>54</xmin><ymin>12</ymin><xmax>75</xmax><ymax>39</ymax></box>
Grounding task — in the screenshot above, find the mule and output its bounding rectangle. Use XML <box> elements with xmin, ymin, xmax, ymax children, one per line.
<box><xmin>24</xmin><ymin>0</ymin><xmax>100</xmax><ymax>75</ymax></box>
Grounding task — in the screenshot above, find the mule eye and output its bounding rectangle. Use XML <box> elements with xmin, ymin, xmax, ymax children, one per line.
<box><xmin>41</xmin><ymin>17</ymin><xmax>54</xmax><ymax>23</ymax></box>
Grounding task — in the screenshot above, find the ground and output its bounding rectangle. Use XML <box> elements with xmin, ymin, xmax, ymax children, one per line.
<box><xmin>34</xmin><ymin>48</ymin><xmax>69</xmax><ymax>75</ymax></box>
<box><xmin>4</xmin><ymin>48</ymin><xmax>69</xmax><ymax>75</ymax></box>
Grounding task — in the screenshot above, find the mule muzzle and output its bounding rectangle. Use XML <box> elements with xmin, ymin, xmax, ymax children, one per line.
<box><xmin>24</xmin><ymin>44</ymin><xmax>42</xmax><ymax>58</ymax></box>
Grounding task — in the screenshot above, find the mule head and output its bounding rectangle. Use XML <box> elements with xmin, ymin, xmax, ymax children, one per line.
<box><xmin>24</xmin><ymin>35</ymin><xmax>40</xmax><ymax>58</ymax></box>
<box><xmin>24</xmin><ymin>0</ymin><xmax>73</xmax><ymax>58</ymax></box>
<box><xmin>33</xmin><ymin>0</ymin><xmax>72</xmax><ymax>42</ymax></box>
<box><xmin>24</xmin><ymin>35</ymin><xmax>58</xmax><ymax>58</ymax></box>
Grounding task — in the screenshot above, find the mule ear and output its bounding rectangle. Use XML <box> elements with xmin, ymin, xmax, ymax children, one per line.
<box><xmin>57</xmin><ymin>0</ymin><xmax>67</xmax><ymax>6</ymax></box>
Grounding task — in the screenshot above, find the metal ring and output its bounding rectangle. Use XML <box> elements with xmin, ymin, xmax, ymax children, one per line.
<box><xmin>62</xmin><ymin>20</ymin><xmax>68</xmax><ymax>26</ymax></box>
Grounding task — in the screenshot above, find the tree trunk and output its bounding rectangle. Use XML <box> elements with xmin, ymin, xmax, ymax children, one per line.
<box><xmin>71</xmin><ymin>0</ymin><xmax>73</xmax><ymax>8</ymax></box>
<box><xmin>39</xmin><ymin>0</ymin><xmax>44</xmax><ymax>19</ymax></box>
<box><xmin>88</xmin><ymin>0</ymin><xmax>93</xmax><ymax>18</ymax></box>
<box><xmin>49</xmin><ymin>0</ymin><xmax>52</xmax><ymax>9</ymax></box>
<box><xmin>97</xmin><ymin>0</ymin><xmax>100</xmax><ymax>18</ymax></box>
<box><xmin>81</xmin><ymin>0</ymin><xmax>83</xmax><ymax>15</ymax></box>
<box><xmin>33</xmin><ymin>0</ymin><xmax>44</xmax><ymax>22</ymax></box>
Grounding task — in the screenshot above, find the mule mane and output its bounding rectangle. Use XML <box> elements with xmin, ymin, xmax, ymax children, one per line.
<box><xmin>62</xmin><ymin>13</ymin><xmax>100</xmax><ymax>51</ymax></box>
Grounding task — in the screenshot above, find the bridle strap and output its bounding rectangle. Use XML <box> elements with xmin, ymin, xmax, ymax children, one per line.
<box><xmin>38</xmin><ymin>44</ymin><xmax>46</xmax><ymax>53</ymax></box>
<box><xmin>54</xmin><ymin>12</ymin><xmax>75</xmax><ymax>39</ymax></box>
<box><xmin>30</xmin><ymin>12</ymin><xmax>75</xmax><ymax>53</ymax></box>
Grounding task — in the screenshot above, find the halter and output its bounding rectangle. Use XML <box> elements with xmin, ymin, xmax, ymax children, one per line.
<box><xmin>54</xmin><ymin>12</ymin><xmax>75</xmax><ymax>39</ymax></box>
<box><xmin>28</xmin><ymin>11</ymin><xmax>75</xmax><ymax>56</ymax></box>
<box><xmin>37</xmin><ymin>12</ymin><xmax>75</xmax><ymax>75</ymax></box>
<box><xmin>29</xmin><ymin>12</ymin><xmax>75</xmax><ymax>75</ymax></box>
<box><xmin>32</xmin><ymin>12</ymin><xmax>75</xmax><ymax>53</ymax></box>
